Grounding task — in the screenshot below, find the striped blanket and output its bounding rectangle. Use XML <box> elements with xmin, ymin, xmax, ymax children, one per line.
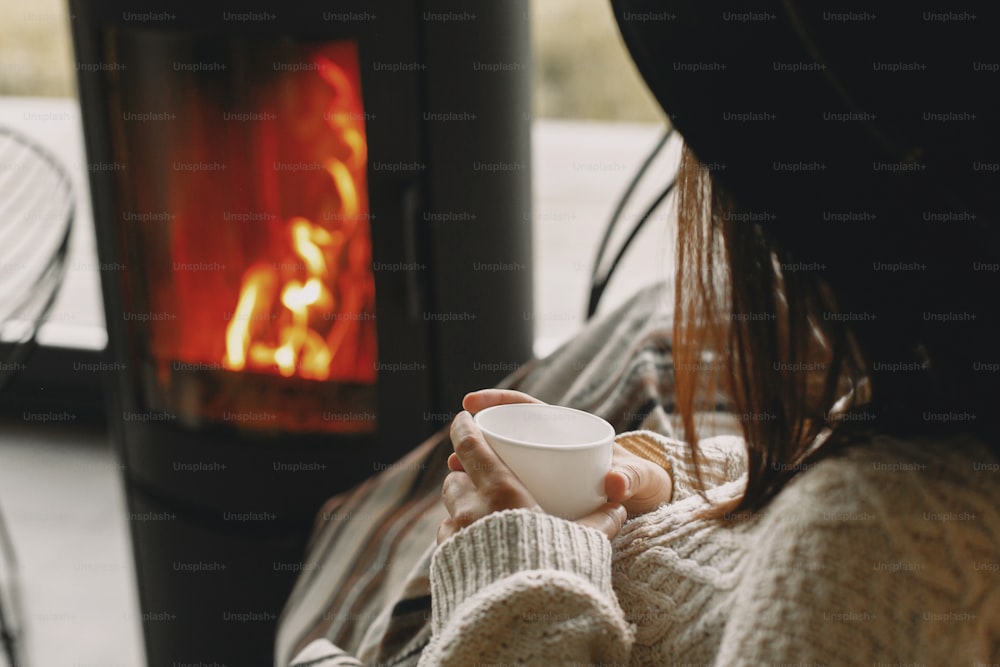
<box><xmin>276</xmin><ymin>282</ymin><xmax>738</xmax><ymax>666</ymax></box>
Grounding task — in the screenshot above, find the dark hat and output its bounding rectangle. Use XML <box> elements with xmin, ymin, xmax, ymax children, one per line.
<box><xmin>611</xmin><ymin>1</ymin><xmax>1000</xmax><ymax>425</ymax></box>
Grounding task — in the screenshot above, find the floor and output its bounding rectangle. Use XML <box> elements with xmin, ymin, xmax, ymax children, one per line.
<box><xmin>0</xmin><ymin>420</ymin><xmax>143</xmax><ymax>667</ymax></box>
<box><xmin>0</xmin><ymin>96</ymin><xmax>680</xmax><ymax>666</ymax></box>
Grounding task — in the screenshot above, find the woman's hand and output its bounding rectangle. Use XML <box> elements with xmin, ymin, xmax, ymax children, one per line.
<box><xmin>461</xmin><ymin>388</ymin><xmax>544</xmax><ymax>412</ymax></box>
<box><xmin>604</xmin><ymin>446</ymin><xmax>673</xmax><ymax>518</ymax></box>
<box><xmin>437</xmin><ymin>409</ymin><xmax>542</xmax><ymax>544</ymax></box>
<box><xmin>437</xmin><ymin>390</ymin><xmax>672</xmax><ymax>544</ymax></box>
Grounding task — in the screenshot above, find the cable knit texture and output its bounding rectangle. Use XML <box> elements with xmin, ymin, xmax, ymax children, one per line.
<box><xmin>417</xmin><ymin>430</ymin><xmax>1000</xmax><ymax>666</ymax></box>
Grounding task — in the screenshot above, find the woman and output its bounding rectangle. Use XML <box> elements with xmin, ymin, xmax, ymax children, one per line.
<box><xmin>424</xmin><ymin>1</ymin><xmax>1000</xmax><ymax>664</ymax></box>
<box><xmin>294</xmin><ymin>0</ymin><xmax>1000</xmax><ymax>664</ymax></box>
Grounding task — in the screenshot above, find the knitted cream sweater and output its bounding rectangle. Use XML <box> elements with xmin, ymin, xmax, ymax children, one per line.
<box><xmin>417</xmin><ymin>431</ymin><xmax>1000</xmax><ymax>666</ymax></box>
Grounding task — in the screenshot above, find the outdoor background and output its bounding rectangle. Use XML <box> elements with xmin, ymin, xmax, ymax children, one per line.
<box><xmin>0</xmin><ymin>0</ymin><xmax>664</xmax><ymax>121</ymax></box>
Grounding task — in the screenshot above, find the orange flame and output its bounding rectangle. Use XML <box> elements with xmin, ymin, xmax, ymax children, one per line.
<box><xmin>222</xmin><ymin>52</ymin><xmax>375</xmax><ymax>383</ymax></box>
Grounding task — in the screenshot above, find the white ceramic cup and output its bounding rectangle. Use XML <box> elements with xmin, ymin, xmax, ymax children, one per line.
<box><xmin>473</xmin><ymin>403</ymin><xmax>615</xmax><ymax>520</ymax></box>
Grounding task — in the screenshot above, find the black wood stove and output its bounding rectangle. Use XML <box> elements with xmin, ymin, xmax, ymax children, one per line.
<box><xmin>69</xmin><ymin>1</ymin><xmax>532</xmax><ymax>664</ymax></box>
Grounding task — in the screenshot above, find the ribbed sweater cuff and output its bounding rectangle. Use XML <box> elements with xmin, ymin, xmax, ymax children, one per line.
<box><xmin>430</xmin><ymin>508</ymin><xmax>613</xmax><ymax>634</ymax></box>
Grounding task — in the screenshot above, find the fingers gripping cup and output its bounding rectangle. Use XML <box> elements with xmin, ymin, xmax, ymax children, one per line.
<box><xmin>474</xmin><ymin>404</ymin><xmax>615</xmax><ymax>520</ymax></box>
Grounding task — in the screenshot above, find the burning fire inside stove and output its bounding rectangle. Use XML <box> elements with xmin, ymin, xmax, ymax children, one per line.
<box><xmin>109</xmin><ymin>38</ymin><xmax>378</xmax><ymax>433</ymax></box>
<box><xmin>222</xmin><ymin>51</ymin><xmax>376</xmax><ymax>384</ymax></box>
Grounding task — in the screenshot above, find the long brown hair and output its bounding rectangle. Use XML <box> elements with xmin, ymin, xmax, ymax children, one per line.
<box><xmin>672</xmin><ymin>143</ymin><xmax>998</xmax><ymax>515</ymax></box>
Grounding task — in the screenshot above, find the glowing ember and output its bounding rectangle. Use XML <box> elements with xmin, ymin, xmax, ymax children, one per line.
<box><xmin>222</xmin><ymin>50</ymin><xmax>375</xmax><ymax>383</ymax></box>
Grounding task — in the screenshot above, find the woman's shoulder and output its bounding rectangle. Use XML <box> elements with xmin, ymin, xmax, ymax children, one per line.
<box><xmin>764</xmin><ymin>431</ymin><xmax>1000</xmax><ymax>580</ymax></box>
<box><xmin>784</xmin><ymin>431</ymin><xmax>999</xmax><ymax>516</ymax></box>
<box><xmin>748</xmin><ymin>432</ymin><xmax>1000</xmax><ymax>662</ymax></box>
<box><xmin>767</xmin><ymin>431</ymin><xmax>998</xmax><ymax>530</ymax></box>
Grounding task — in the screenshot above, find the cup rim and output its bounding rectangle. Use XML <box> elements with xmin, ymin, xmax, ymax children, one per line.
<box><xmin>473</xmin><ymin>403</ymin><xmax>614</xmax><ymax>450</ymax></box>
